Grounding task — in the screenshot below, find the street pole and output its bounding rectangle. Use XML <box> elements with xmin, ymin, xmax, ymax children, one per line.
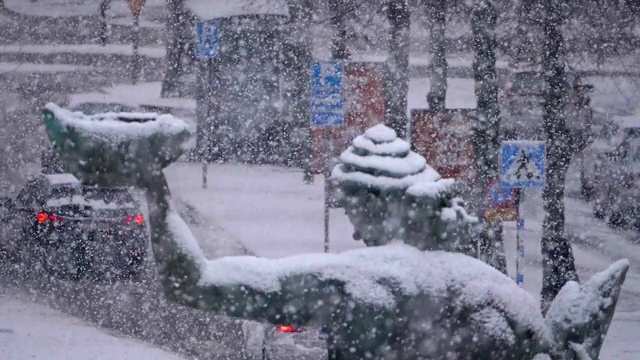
<box><xmin>516</xmin><ymin>189</ymin><xmax>524</xmax><ymax>287</ymax></box>
<box><xmin>323</xmin><ymin>130</ymin><xmax>331</xmax><ymax>253</ymax></box>
<box><xmin>132</xmin><ymin>13</ymin><xmax>140</xmax><ymax>84</ymax></box>
<box><xmin>202</xmin><ymin>162</ymin><xmax>208</xmax><ymax>189</ymax></box>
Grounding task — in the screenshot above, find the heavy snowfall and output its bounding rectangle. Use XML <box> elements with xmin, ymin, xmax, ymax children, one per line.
<box><xmin>1</xmin><ymin>0</ymin><xmax>640</xmax><ymax>359</ymax></box>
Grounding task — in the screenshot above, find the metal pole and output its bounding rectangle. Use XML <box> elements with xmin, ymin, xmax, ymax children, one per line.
<box><xmin>516</xmin><ymin>189</ymin><xmax>524</xmax><ymax>287</ymax></box>
<box><xmin>323</xmin><ymin>129</ymin><xmax>330</xmax><ymax>253</ymax></box>
<box><xmin>202</xmin><ymin>162</ymin><xmax>208</xmax><ymax>189</ymax></box>
<box><xmin>132</xmin><ymin>14</ymin><xmax>140</xmax><ymax>84</ymax></box>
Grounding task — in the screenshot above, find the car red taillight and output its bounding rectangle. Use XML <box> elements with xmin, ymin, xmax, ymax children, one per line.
<box><xmin>276</xmin><ymin>325</ymin><xmax>302</xmax><ymax>333</ymax></box>
<box><xmin>125</xmin><ymin>214</ymin><xmax>144</xmax><ymax>226</ymax></box>
<box><xmin>37</xmin><ymin>212</ymin><xmax>63</xmax><ymax>223</ymax></box>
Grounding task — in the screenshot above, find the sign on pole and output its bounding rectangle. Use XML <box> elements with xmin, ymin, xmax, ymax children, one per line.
<box><xmin>310</xmin><ymin>61</ymin><xmax>345</xmax><ymax>127</ymax></box>
<box><xmin>500</xmin><ymin>141</ymin><xmax>546</xmax><ymax>188</ymax></box>
<box><xmin>499</xmin><ymin>140</ymin><xmax>544</xmax><ymax>287</ymax></box>
<box><xmin>310</xmin><ymin>61</ymin><xmax>344</xmax><ymax>254</ymax></box>
<box><xmin>195</xmin><ymin>20</ymin><xmax>221</xmax><ymax>61</ymax></box>
<box><xmin>485</xmin><ymin>180</ymin><xmax>518</xmax><ymax>222</ymax></box>
<box><xmin>127</xmin><ymin>0</ymin><xmax>146</xmax><ymax>18</ymax></box>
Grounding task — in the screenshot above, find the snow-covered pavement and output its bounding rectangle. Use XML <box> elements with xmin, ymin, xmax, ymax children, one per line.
<box><xmin>0</xmin><ymin>44</ymin><xmax>166</xmax><ymax>59</ymax></box>
<box><xmin>165</xmin><ymin>162</ymin><xmax>363</xmax><ymax>258</ymax></box>
<box><xmin>166</xmin><ymin>161</ymin><xmax>640</xmax><ymax>359</ymax></box>
<box><xmin>0</xmin><ymin>295</ymin><xmax>183</xmax><ymax>360</ymax></box>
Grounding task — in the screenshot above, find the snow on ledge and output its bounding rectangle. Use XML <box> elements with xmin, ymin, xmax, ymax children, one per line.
<box><xmin>187</xmin><ymin>0</ymin><xmax>289</xmax><ymax>20</ymax></box>
<box><xmin>44</xmin><ymin>103</ymin><xmax>190</xmax><ymax>141</ymax></box>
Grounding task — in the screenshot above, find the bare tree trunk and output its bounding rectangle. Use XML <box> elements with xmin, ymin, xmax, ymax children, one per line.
<box><xmin>540</xmin><ymin>0</ymin><xmax>579</xmax><ymax>314</ymax></box>
<box><xmin>99</xmin><ymin>0</ymin><xmax>110</xmax><ymax>45</ymax></box>
<box><xmin>471</xmin><ymin>0</ymin><xmax>506</xmax><ymax>274</ymax></box>
<box><xmin>329</xmin><ymin>0</ymin><xmax>350</xmax><ymax>60</ymax></box>
<box><xmin>383</xmin><ymin>0</ymin><xmax>410</xmax><ymax>139</ymax></box>
<box><xmin>283</xmin><ymin>1</ymin><xmax>313</xmax><ymax>181</ymax></box>
<box><xmin>427</xmin><ymin>0</ymin><xmax>447</xmax><ymax>113</ymax></box>
<box><xmin>161</xmin><ymin>0</ymin><xmax>187</xmax><ymax>97</ymax></box>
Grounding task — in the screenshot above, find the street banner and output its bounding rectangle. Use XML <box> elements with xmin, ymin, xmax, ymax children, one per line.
<box><xmin>410</xmin><ymin>109</ymin><xmax>476</xmax><ymax>184</ymax></box>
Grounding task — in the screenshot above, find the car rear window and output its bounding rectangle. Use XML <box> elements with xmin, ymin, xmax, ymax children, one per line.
<box><xmin>46</xmin><ymin>187</ymin><xmax>137</xmax><ymax>218</ymax></box>
<box><xmin>81</xmin><ymin>187</ymin><xmax>136</xmax><ymax>207</ymax></box>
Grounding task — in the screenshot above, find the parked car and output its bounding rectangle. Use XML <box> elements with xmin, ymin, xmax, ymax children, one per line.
<box><xmin>500</xmin><ymin>64</ymin><xmax>593</xmax><ymax>139</ymax></box>
<box><xmin>581</xmin><ymin>115</ymin><xmax>640</xmax><ymax>228</ymax></box>
<box><xmin>0</xmin><ymin>173</ymin><xmax>148</xmax><ymax>281</ymax></box>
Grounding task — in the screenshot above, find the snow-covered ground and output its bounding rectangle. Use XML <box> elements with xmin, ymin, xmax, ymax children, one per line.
<box><xmin>3</xmin><ymin>0</ymin><xmax>166</xmax><ymax>21</ymax></box>
<box><xmin>0</xmin><ymin>295</ymin><xmax>184</xmax><ymax>360</ymax></box>
<box><xmin>407</xmin><ymin>77</ymin><xmax>476</xmax><ymax>112</ymax></box>
<box><xmin>166</xmin><ymin>163</ymin><xmax>363</xmax><ymax>258</ymax></box>
<box><xmin>0</xmin><ymin>62</ymin><xmax>95</xmax><ymax>73</ymax></box>
<box><xmin>0</xmin><ymin>44</ymin><xmax>165</xmax><ymax>58</ymax></box>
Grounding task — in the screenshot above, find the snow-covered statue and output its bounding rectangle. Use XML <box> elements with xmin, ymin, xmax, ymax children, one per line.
<box><xmin>42</xmin><ymin>103</ymin><xmax>629</xmax><ymax>360</ymax></box>
<box><xmin>332</xmin><ymin>124</ymin><xmax>476</xmax><ymax>252</ymax></box>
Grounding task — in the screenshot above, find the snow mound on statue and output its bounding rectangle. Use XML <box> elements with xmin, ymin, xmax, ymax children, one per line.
<box><xmin>332</xmin><ymin>124</ymin><xmax>440</xmax><ymax>190</ymax></box>
<box><xmin>545</xmin><ymin>259</ymin><xmax>630</xmax><ymax>359</ymax></box>
<box><xmin>42</xmin><ymin>103</ymin><xmax>191</xmax><ymax>187</ymax></box>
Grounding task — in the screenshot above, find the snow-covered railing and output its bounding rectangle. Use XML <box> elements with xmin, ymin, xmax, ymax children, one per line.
<box><xmin>42</xmin><ymin>104</ymin><xmax>630</xmax><ymax>360</ymax></box>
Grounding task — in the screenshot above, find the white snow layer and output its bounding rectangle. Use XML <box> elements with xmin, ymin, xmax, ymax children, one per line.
<box><xmin>351</xmin><ymin>135</ymin><xmax>411</xmax><ymax>156</ymax></box>
<box><xmin>187</xmin><ymin>0</ymin><xmax>288</xmax><ymax>19</ymax></box>
<box><xmin>166</xmin><ymin>206</ymin><xmax>208</xmax><ymax>270</ymax></box>
<box><xmin>47</xmin><ymin>195</ymin><xmax>122</xmax><ymax>210</ymax></box>
<box><xmin>339</xmin><ymin>150</ymin><xmax>427</xmax><ymax>177</ymax></box>
<box><xmin>194</xmin><ymin>242</ymin><xmax>550</xmax><ymax>342</ymax></box>
<box><xmin>0</xmin><ymin>44</ymin><xmax>166</xmax><ymax>58</ymax></box>
<box><xmin>0</xmin><ymin>298</ymin><xmax>183</xmax><ymax>360</ymax></box>
<box><xmin>545</xmin><ymin>259</ymin><xmax>630</xmax><ymax>353</ymax></box>
<box><xmin>364</xmin><ymin>123</ymin><xmax>398</xmax><ymax>143</ymax></box>
<box><xmin>406</xmin><ymin>178</ymin><xmax>456</xmax><ymax>198</ymax></box>
<box><xmin>0</xmin><ymin>62</ymin><xmax>96</xmax><ymax>74</ymax></box>
<box><xmin>44</xmin><ymin>173</ymin><xmax>81</xmax><ymax>187</ymax></box>
<box><xmin>44</xmin><ymin>103</ymin><xmax>190</xmax><ymax>141</ymax></box>
<box><xmin>332</xmin><ymin>124</ymin><xmax>441</xmax><ymax>188</ymax></box>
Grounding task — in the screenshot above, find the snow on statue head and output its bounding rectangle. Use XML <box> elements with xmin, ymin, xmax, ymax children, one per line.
<box><xmin>42</xmin><ymin>108</ymin><xmax>629</xmax><ymax>360</ymax></box>
<box><xmin>332</xmin><ymin>123</ymin><xmax>477</xmax><ymax>252</ymax></box>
